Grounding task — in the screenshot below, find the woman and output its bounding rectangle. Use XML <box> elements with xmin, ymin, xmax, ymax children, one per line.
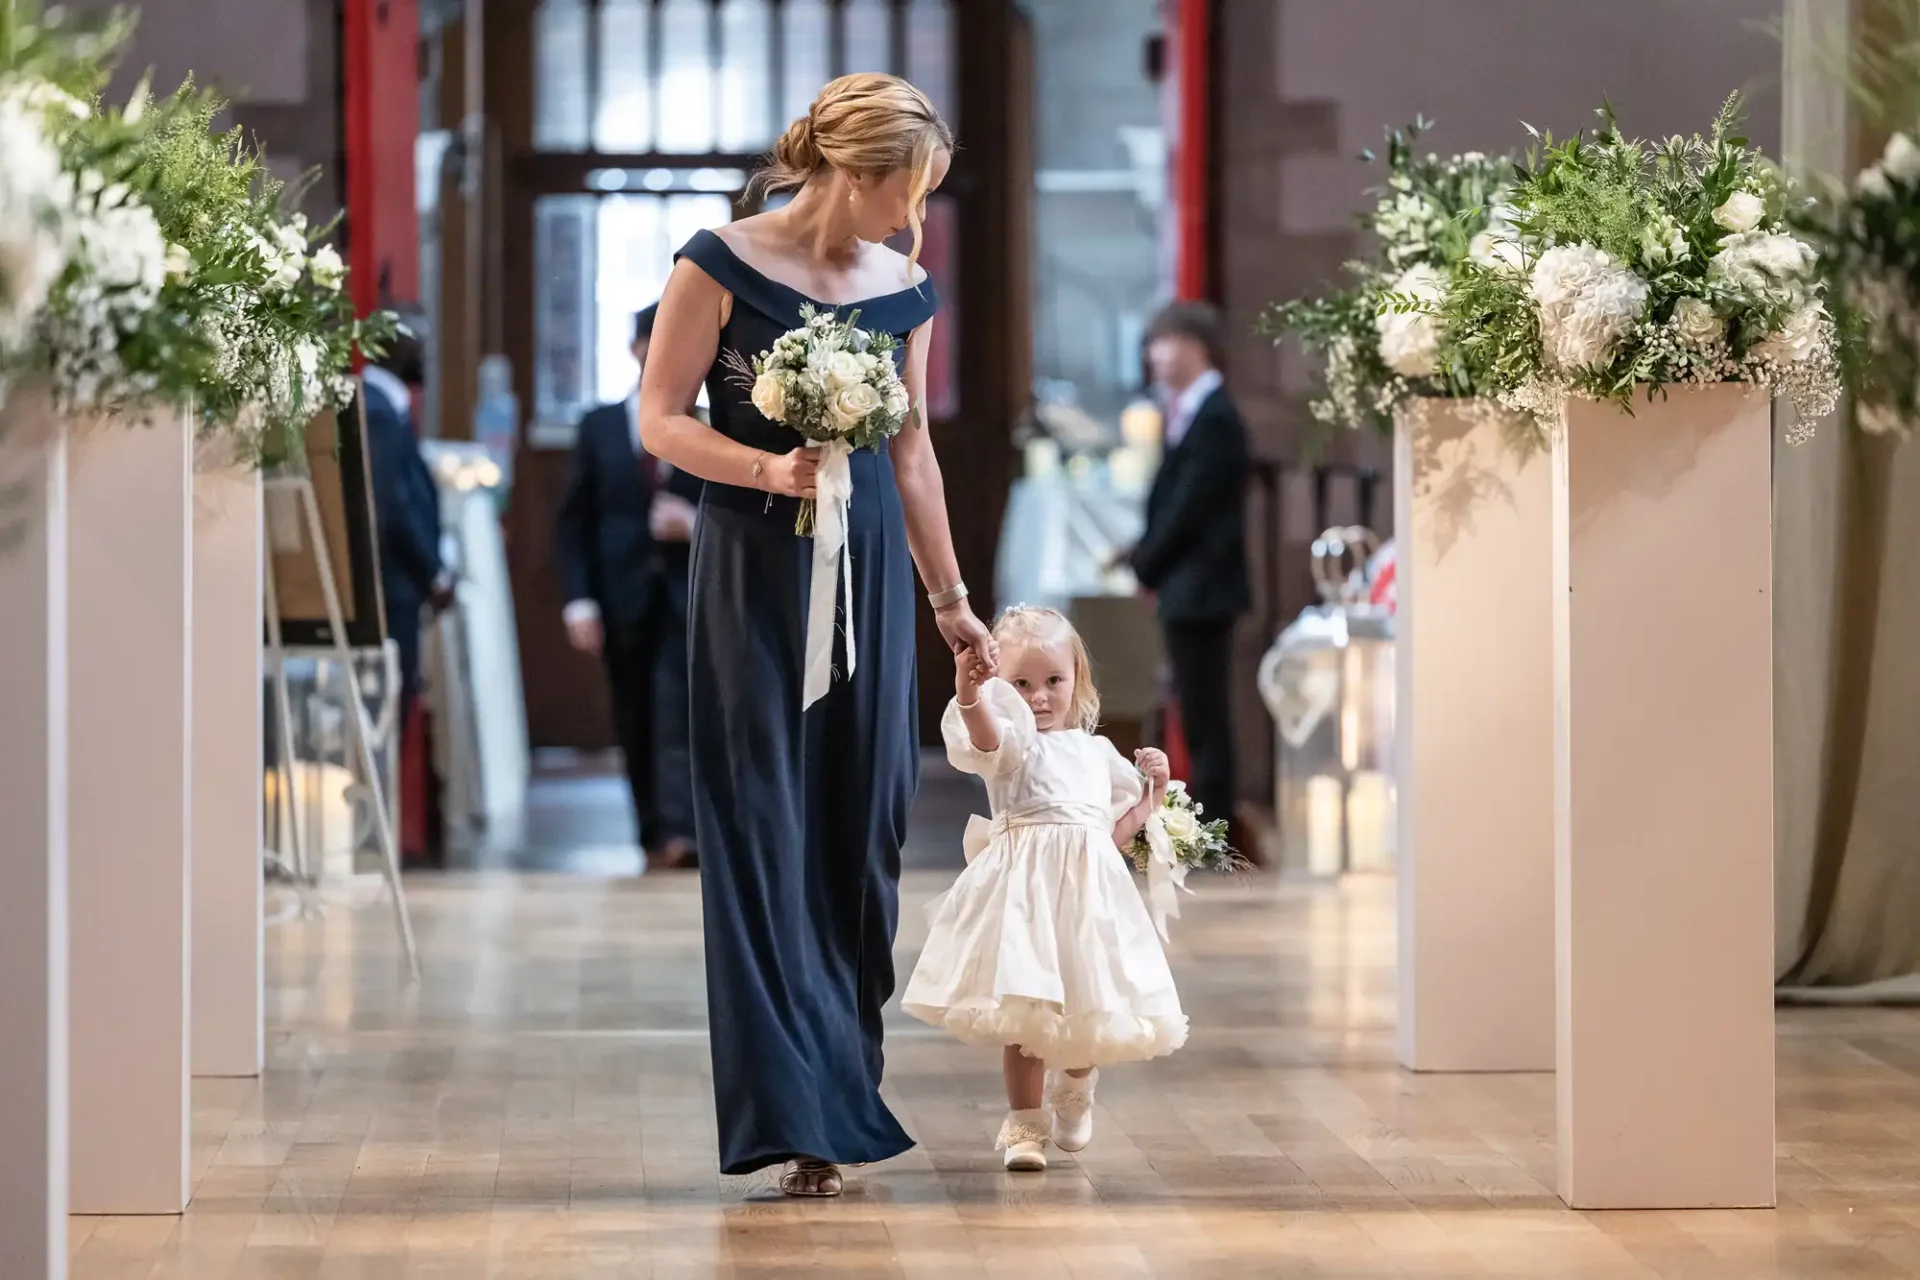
<box><xmin>639</xmin><ymin>74</ymin><xmax>995</xmax><ymax>1197</ymax></box>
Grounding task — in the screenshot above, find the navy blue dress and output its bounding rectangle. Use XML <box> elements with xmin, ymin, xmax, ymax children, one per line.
<box><xmin>675</xmin><ymin>229</ymin><xmax>938</xmax><ymax>1176</ymax></box>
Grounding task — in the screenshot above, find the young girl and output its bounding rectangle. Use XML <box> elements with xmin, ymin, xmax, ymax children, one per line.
<box><xmin>902</xmin><ymin>606</ymin><xmax>1188</xmax><ymax>1171</ymax></box>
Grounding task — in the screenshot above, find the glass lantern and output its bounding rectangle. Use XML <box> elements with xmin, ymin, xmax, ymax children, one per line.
<box><xmin>1258</xmin><ymin>526</ymin><xmax>1397</xmax><ymax>876</ymax></box>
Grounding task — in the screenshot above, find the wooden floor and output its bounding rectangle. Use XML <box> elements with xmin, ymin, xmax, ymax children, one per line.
<box><xmin>68</xmin><ymin>870</ymin><xmax>1920</xmax><ymax>1279</ymax></box>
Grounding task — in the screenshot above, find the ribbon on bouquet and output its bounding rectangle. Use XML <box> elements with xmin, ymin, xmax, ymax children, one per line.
<box><xmin>1141</xmin><ymin>810</ymin><xmax>1192</xmax><ymax>944</ymax></box>
<box><xmin>801</xmin><ymin>438</ymin><xmax>857</xmax><ymax>709</ymax></box>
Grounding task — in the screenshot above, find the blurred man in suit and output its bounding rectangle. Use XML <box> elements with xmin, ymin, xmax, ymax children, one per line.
<box><xmin>556</xmin><ymin>304</ymin><xmax>702</xmax><ymax>868</ymax></box>
<box><xmin>360</xmin><ymin>309</ymin><xmax>451</xmax><ymax>727</ymax></box>
<box><xmin>1127</xmin><ymin>300</ymin><xmax>1251</xmax><ymax>837</ymax></box>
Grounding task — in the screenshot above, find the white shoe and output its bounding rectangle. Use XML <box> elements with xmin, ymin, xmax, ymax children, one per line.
<box><xmin>1048</xmin><ymin>1069</ymin><xmax>1098</xmax><ymax>1153</ymax></box>
<box><xmin>997</xmin><ymin>1108</ymin><xmax>1050</xmax><ymax>1172</ymax></box>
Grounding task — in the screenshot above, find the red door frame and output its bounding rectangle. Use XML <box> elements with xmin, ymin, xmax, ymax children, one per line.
<box><xmin>343</xmin><ymin>0</ymin><xmax>431</xmax><ymax>855</ymax></box>
<box><xmin>1163</xmin><ymin>0</ymin><xmax>1212</xmax><ymax>784</ymax></box>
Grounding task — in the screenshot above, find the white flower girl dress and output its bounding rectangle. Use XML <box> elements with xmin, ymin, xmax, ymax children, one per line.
<box><xmin>902</xmin><ymin>678</ymin><xmax>1188</xmax><ymax>1069</ymax></box>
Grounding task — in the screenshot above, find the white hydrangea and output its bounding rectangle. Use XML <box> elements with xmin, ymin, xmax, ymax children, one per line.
<box><xmin>1709</xmin><ymin>230</ymin><xmax>1816</xmax><ymax>305</ymax></box>
<box><xmin>1374</xmin><ymin>263</ymin><xmax>1444</xmax><ymax>377</ymax></box>
<box><xmin>1529</xmin><ymin>244</ymin><xmax>1649</xmax><ymax>371</ymax></box>
<box><xmin>0</xmin><ymin>84</ymin><xmax>78</xmax><ymax>355</ymax></box>
<box><xmin>1858</xmin><ymin>164</ymin><xmax>1894</xmax><ymax>200</ymax></box>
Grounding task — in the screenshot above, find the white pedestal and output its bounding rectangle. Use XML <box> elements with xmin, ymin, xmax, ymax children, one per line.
<box><xmin>1554</xmin><ymin>386</ymin><xmax>1775</xmax><ymax>1210</ymax></box>
<box><xmin>0</xmin><ymin>394</ymin><xmax>69</xmax><ymax>1278</ymax></box>
<box><xmin>1394</xmin><ymin>399</ymin><xmax>1555</xmax><ymax>1072</ymax></box>
<box><xmin>67</xmin><ymin>413</ymin><xmax>192</xmax><ymax>1216</ymax></box>
<box><xmin>190</xmin><ymin>463</ymin><xmax>262</xmax><ymax>1078</ymax></box>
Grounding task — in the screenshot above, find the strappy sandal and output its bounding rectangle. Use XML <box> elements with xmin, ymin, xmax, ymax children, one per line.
<box><xmin>779</xmin><ymin>1158</ymin><xmax>843</xmax><ymax>1197</ymax></box>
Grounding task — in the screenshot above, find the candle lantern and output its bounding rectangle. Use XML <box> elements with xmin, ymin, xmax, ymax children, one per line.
<box><xmin>1258</xmin><ymin>526</ymin><xmax>1397</xmax><ymax>875</ymax></box>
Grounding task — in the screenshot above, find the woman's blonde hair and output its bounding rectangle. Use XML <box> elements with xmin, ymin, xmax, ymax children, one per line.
<box><xmin>993</xmin><ymin>605</ymin><xmax>1102</xmax><ymax>734</ymax></box>
<box><xmin>751</xmin><ymin>73</ymin><xmax>954</xmax><ymax>274</ymax></box>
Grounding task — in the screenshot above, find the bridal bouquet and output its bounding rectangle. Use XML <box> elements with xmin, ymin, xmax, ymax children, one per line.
<box><xmin>1406</xmin><ymin>95</ymin><xmax>1841</xmax><ymax>438</ymax></box>
<box><xmin>724</xmin><ymin>303</ymin><xmax>911</xmax><ymax>534</ymax></box>
<box><xmin>1122</xmin><ymin>780</ymin><xmax>1243</xmax><ymax>943</ymax></box>
<box><xmin>724</xmin><ymin>304</ymin><xmax>913</xmax><ymax>709</ymax></box>
<box><xmin>1258</xmin><ymin>120</ymin><xmax>1515</xmax><ymax>438</ymax></box>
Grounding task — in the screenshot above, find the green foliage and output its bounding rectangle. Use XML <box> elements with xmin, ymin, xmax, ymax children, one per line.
<box><xmin>1258</xmin><ymin>118</ymin><xmax>1516</xmax><ymax>439</ymax></box>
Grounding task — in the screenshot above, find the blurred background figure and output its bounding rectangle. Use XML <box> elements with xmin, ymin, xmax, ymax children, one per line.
<box><xmin>1127</xmin><ymin>301</ymin><xmax>1249</xmax><ymax>840</ymax></box>
<box><xmin>361</xmin><ymin>306</ymin><xmax>454</xmax><ymax>728</ymax></box>
<box><xmin>555</xmin><ymin>304</ymin><xmax>702</xmax><ymax>867</ymax></box>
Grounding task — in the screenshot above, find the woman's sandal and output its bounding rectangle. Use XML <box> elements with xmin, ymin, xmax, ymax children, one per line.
<box><xmin>779</xmin><ymin>1158</ymin><xmax>844</xmax><ymax>1197</ymax></box>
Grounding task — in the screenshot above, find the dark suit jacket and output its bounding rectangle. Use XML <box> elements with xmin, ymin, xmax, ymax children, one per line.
<box><xmin>555</xmin><ymin>400</ymin><xmax>703</xmax><ymax>630</ymax></box>
<box><xmin>1131</xmin><ymin>385</ymin><xmax>1252</xmax><ymax>624</ymax></box>
<box><xmin>362</xmin><ymin>388</ymin><xmax>443</xmax><ymax>658</ymax></box>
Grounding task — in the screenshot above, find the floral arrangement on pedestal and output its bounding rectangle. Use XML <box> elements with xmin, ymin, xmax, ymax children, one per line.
<box><xmin>1257</xmin><ymin>120</ymin><xmax>1516</xmax><ymax>438</ymax></box>
<box><xmin>0</xmin><ymin>2</ymin><xmax>389</xmax><ymax>460</ymax></box>
<box><xmin>1796</xmin><ymin>133</ymin><xmax>1920</xmax><ymax>437</ymax></box>
<box><xmin>1410</xmin><ymin>95</ymin><xmax>1841</xmax><ymax>440</ymax></box>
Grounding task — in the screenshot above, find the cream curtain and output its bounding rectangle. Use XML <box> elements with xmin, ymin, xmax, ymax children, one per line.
<box><xmin>1775</xmin><ymin>0</ymin><xmax>1920</xmax><ymax>998</ymax></box>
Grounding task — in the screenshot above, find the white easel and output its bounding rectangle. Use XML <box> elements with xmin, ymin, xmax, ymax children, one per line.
<box><xmin>261</xmin><ymin>469</ymin><xmax>420</xmax><ymax>978</ymax></box>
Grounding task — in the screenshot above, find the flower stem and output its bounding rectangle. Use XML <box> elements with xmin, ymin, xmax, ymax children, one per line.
<box><xmin>794</xmin><ymin>498</ymin><xmax>816</xmax><ymax>537</ymax></box>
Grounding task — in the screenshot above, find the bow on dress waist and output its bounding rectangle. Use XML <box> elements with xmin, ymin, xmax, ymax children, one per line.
<box><xmin>960</xmin><ymin>801</ymin><xmax>1115</xmax><ymax>864</ymax></box>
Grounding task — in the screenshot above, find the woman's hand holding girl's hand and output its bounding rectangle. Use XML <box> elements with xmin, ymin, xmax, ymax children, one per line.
<box><xmin>1135</xmin><ymin>747</ymin><xmax>1171</xmax><ymax>800</ymax></box>
<box><xmin>954</xmin><ymin>645</ymin><xmax>992</xmax><ymax>703</ymax></box>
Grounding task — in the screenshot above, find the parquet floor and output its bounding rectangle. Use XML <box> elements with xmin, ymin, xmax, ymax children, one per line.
<box><xmin>66</xmin><ymin>870</ymin><xmax>1920</xmax><ymax>1278</ymax></box>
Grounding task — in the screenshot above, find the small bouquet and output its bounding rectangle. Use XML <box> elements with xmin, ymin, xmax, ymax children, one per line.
<box><xmin>724</xmin><ymin>303</ymin><xmax>911</xmax><ymax>535</ymax></box>
<box><xmin>1124</xmin><ymin>780</ymin><xmax>1243</xmax><ymax>943</ymax></box>
<box><xmin>723</xmin><ymin>304</ymin><xmax>913</xmax><ymax>710</ymax></box>
<box><xmin>1123</xmin><ymin>781</ymin><xmax>1244</xmax><ymax>875</ymax></box>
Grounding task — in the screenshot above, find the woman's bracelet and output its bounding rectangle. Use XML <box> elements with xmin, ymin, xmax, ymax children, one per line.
<box><xmin>927</xmin><ymin>581</ymin><xmax>968</xmax><ymax>610</ymax></box>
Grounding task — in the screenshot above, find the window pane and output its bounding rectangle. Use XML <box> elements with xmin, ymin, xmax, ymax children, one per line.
<box><xmin>782</xmin><ymin>0</ymin><xmax>831</xmax><ymax>126</ymax></box>
<box><xmin>905</xmin><ymin>0</ymin><xmax>954</xmax><ymax>123</ymax></box>
<box><xmin>595</xmin><ymin>0</ymin><xmax>653</xmax><ymax>152</ymax></box>
<box><xmin>534</xmin><ymin>0</ymin><xmax>591</xmax><ymax>151</ymax></box>
<box><xmin>593</xmin><ymin>193</ymin><xmax>732</xmax><ymax>406</ymax></box>
<box><xmin>657</xmin><ymin>0</ymin><xmax>715</xmax><ymax>153</ymax></box>
<box><xmin>717</xmin><ymin>0</ymin><xmax>774</xmax><ymax>152</ymax></box>
<box><xmin>841</xmin><ymin>0</ymin><xmax>893</xmax><ymax>76</ymax></box>
<box><xmin>534</xmin><ymin>195</ymin><xmax>598</xmax><ymax>432</ymax></box>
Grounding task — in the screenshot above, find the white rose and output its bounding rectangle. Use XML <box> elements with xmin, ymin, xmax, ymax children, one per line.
<box><xmin>1884</xmin><ymin>132</ymin><xmax>1920</xmax><ymax>183</ymax></box>
<box><xmin>1713</xmin><ymin>191</ymin><xmax>1766</xmax><ymax>234</ymax></box>
<box><xmin>1160</xmin><ymin>806</ymin><xmax>1200</xmax><ymax>843</ymax></box>
<box><xmin>1753</xmin><ymin>301</ymin><xmax>1829</xmax><ymax>365</ymax></box>
<box><xmin>1671</xmin><ymin>297</ymin><xmax>1724</xmax><ymax>350</ymax></box>
<box><xmin>1858</xmin><ymin>164</ymin><xmax>1894</xmax><ymax>199</ymax></box>
<box><xmin>827</xmin><ymin>381</ymin><xmax>883</xmax><ymax>431</ymax></box>
<box><xmin>310</xmin><ymin>244</ymin><xmax>345</xmax><ymax>290</ymax></box>
<box><xmin>883</xmin><ymin>380</ymin><xmax>910</xmax><ymax>420</ymax></box>
<box><xmin>822</xmin><ymin>349</ymin><xmax>866</xmax><ymax>391</ymax></box>
<box><xmin>750</xmin><ymin>370</ymin><xmax>789</xmax><ymax>423</ymax></box>
<box><xmin>1374</xmin><ymin>263</ymin><xmax>1444</xmax><ymax>378</ymax></box>
<box><xmin>164</xmin><ymin>242</ymin><xmax>192</xmax><ymax>284</ymax></box>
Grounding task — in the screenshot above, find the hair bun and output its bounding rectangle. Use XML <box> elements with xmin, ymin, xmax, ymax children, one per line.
<box><xmin>772</xmin><ymin>114</ymin><xmax>822</xmax><ymax>174</ymax></box>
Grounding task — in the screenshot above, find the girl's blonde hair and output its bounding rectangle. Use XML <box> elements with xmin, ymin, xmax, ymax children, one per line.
<box><xmin>750</xmin><ymin>73</ymin><xmax>954</xmax><ymax>275</ymax></box>
<box><xmin>993</xmin><ymin>605</ymin><xmax>1101</xmax><ymax>734</ymax></box>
